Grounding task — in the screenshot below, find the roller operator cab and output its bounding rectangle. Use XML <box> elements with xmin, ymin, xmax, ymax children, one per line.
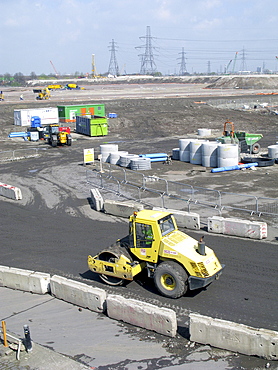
<box><xmin>88</xmin><ymin>210</ymin><xmax>225</xmax><ymax>299</ymax></box>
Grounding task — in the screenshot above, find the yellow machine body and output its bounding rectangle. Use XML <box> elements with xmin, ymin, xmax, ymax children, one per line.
<box><xmin>48</xmin><ymin>84</ymin><xmax>63</xmax><ymax>90</ymax></box>
<box><xmin>58</xmin><ymin>131</ymin><xmax>68</xmax><ymax>144</ymax></box>
<box><xmin>128</xmin><ymin>210</ymin><xmax>222</xmax><ymax>279</ymax></box>
<box><xmin>88</xmin><ymin>254</ymin><xmax>145</xmax><ymax>281</ymax></box>
<box><xmin>33</xmin><ymin>88</ymin><xmax>51</xmax><ymax>100</ymax></box>
<box><xmin>88</xmin><ymin>210</ymin><xmax>224</xmax><ymax>298</ymax></box>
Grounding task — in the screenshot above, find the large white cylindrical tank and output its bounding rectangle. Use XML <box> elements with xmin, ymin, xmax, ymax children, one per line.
<box><xmin>268</xmin><ymin>144</ymin><xmax>278</xmax><ymax>159</ymax></box>
<box><xmin>217</xmin><ymin>156</ymin><xmax>239</xmax><ymax>167</ymax></box>
<box><xmin>217</xmin><ymin>144</ymin><xmax>238</xmax><ymax>167</ymax></box>
<box><xmin>100</xmin><ymin>144</ymin><xmax>118</xmax><ymax>162</ymax></box>
<box><xmin>198</xmin><ymin>128</ymin><xmax>211</xmax><ymax>137</ymax></box>
<box><xmin>202</xmin><ymin>141</ymin><xmax>219</xmax><ymax>167</ymax></box>
<box><xmin>190</xmin><ymin>140</ymin><xmax>205</xmax><ymax>165</ymax></box>
<box><xmin>217</xmin><ymin>144</ymin><xmax>239</xmax><ymax>159</ymax></box>
<box><xmin>179</xmin><ymin>139</ymin><xmax>192</xmax><ymax>162</ymax></box>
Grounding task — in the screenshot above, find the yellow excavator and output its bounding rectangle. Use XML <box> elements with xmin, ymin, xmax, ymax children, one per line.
<box><xmin>33</xmin><ymin>87</ymin><xmax>51</xmax><ymax>100</ymax></box>
<box><xmin>88</xmin><ymin>210</ymin><xmax>224</xmax><ymax>299</ymax></box>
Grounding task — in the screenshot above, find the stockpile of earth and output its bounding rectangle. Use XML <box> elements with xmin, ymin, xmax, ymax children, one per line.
<box><xmin>27</xmin><ymin>74</ymin><xmax>278</xmax><ymax>90</ymax></box>
<box><xmin>206</xmin><ymin>75</ymin><xmax>278</xmax><ymax>90</ymax></box>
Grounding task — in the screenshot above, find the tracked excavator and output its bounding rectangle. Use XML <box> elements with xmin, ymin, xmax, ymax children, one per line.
<box><xmin>88</xmin><ymin>210</ymin><xmax>224</xmax><ymax>299</ymax></box>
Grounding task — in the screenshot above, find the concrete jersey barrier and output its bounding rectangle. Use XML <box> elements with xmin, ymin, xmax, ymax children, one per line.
<box><xmin>152</xmin><ymin>207</ymin><xmax>200</xmax><ymax>230</ymax></box>
<box><xmin>104</xmin><ymin>199</ymin><xmax>144</xmax><ymax>218</ymax></box>
<box><xmin>106</xmin><ymin>294</ymin><xmax>177</xmax><ymax>337</ymax></box>
<box><xmin>90</xmin><ymin>188</ymin><xmax>104</xmax><ymax>211</ymax></box>
<box><xmin>0</xmin><ymin>265</ymin><xmax>50</xmax><ymax>294</ymax></box>
<box><xmin>190</xmin><ymin>313</ymin><xmax>278</xmax><ymax>360</ymax></box>
<box><xmin>207</xmin><ymin>216</ymin><xmax>267</xmax><ymax>239</ymax></box>
<box><xmin>0</xmin><ymin>182</ymin><xmax>22</xmax><ymax>200</ymax></box>
<box><xmin>50</xmin><ymin>275</ymin><xmax>106</xmax><ymax>313</ymax></box>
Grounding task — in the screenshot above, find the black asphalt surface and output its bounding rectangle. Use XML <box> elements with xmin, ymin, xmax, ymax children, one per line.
<box><xmin>1</xmin><ymin>140</ymin><xmax>278</xmax><ymax>335</ymax></box>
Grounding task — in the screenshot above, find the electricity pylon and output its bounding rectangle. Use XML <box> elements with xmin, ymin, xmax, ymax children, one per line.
<box><xmin>136</xmin><ymin>26</ymin><xmax>157</xmax><ymax>75</ymax></box>
<box><xmin>108</xmin><ymin>39</ymin><xmax>120</xmax><ymax>76</ymax></box>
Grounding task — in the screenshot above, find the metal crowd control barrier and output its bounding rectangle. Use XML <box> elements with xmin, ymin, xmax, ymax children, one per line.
<box><xmin>220</xmin><ymin>192</ymin><xmax>258</xmax><ymax>215</ymax></box>
<box><xmin>0</xmin><ymin>148</ymin><xmax>40</xmax><ymax>162</ymax></box>
<box><xmin>1</xmin><ymin>149</ymin><xmax>277</xmax><ymax>219</ymax></box>
<box><xmin>257</xmin><ymin>197</ymin><xmax>278</xmax><ymax>216</ymax></box>
<box><xmin>86</xmin><ymin>165</ymin><xmax>278</xmax><ymax>219</ymax></box>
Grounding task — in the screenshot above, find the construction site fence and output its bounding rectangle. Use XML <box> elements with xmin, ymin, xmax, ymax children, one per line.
<box><xmin>0</xmin><ymin>148</ymin><xmax>40</xmax><ymax>162</ymax></box>
<box><xmin>87</xmin><ymin>162</ymin><xmax>278</xmax><ymax>219</ymax></box>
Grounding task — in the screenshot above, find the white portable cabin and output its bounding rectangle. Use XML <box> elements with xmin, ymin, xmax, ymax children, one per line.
<box><xmin>14</xmin><ymin>107</ymin><xmax>59</xmax><ymax>126</ymax></box>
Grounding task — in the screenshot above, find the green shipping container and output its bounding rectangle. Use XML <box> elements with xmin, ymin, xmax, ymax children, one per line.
<box><xmin>57</xmin><ymin>104</ymin><xmax>106</xmax><ymax>124</ymax></box>
<box><xmin>76</xmin><ymin>116</ymin><xmax>108</xmax><ymax>137</ymax></box>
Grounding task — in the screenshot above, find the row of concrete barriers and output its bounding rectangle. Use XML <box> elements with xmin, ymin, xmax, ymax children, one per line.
<box><xmin>0</xmin><ymin>265</ymin><xmax>277</xmax><ymax>360</ymax></box>
<box><xmin>91</xmin><ymin>189</ymin><xmax>268</xmax><ymax>239</ymax></box>
<box><xmin>0</xmin><ymin>265</ymin><xmax>176</xmax><ymax>338</ymax></box>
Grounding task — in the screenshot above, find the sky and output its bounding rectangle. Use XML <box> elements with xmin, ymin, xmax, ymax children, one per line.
<box><xmin>1</xmin><ymin>0</ymin><xmax>278</xmax><ymax>76</ymax></box>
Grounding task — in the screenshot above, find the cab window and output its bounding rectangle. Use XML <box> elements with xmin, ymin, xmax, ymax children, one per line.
<box><xmin>135</xmin><ymin>223</ymin><xmax>153</xmax><ymax>248</ymax></box>
<box><xmin>159</xmin><ymin>216</ymin><xmax>175</xmax><ymax>236</ymax></box>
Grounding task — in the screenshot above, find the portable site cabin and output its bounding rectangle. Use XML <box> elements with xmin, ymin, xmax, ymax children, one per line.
<box><xmin>57</xmin><ymin>104</ymin><xmax>106</xmax><ymax>124</ymax></box>
<box><xmin>14</xmin><ymin>107</ymin><xmax>59</xmax><ymax>126</ymax></box>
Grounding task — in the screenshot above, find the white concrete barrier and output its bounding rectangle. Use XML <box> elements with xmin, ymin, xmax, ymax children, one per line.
<box><xmin>207</xmin><ymin>216</ymin><xmax>267</xmax><ymax>239</ymax></box>
<box><xmin>50</xmin><ymin>275</ymin><xmax>106</xmax><ymax>313</ymax></box>
<box><xmin>107</xmin><ymin>294</ymin><xmax>177</xmax><ymax>337</ymax></box>
<box><xmin>0</xmin><ymin>265</ymin><xmax>11</xmax><ymax>287</ymax></box>
<box><xmin>152</xmin><ymin>207</ymin><xmax>200</xmax><ymax>230</ymax></box>
<box><xmin>0</xmin><ymin>182</ymin><xmax>22</xmax><ymax>200</ymax></box>
<box><xmin>104</xmin><ymin>199</ymin><xmax>144</xmax><ymax>218</ymax></box>
<box><xmin>28</xmin><ymin>271</ymin><xmax>50</xmax><ymax>294</ymax></box>
<box><xmin>0</xmin><ymin>266</ymin><xmax>50</xmax><ymax>294</ymax></box>
<box><xmin>90</xmin><ymin>188</ymin><xmax>104</xmax><ymax>211</ymax></box>
<box><xmin>190</xmin><ymin>313</ymin><xmax>278</xmax><ymax>360</ymax></box>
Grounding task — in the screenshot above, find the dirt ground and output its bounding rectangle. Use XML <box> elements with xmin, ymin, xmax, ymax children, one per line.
<box><xmin>1</xmin><ymin>79</ymin><xmax>278</xmax><ymax>212</ymax></box>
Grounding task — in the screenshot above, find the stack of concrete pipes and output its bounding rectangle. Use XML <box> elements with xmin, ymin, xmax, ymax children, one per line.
<box><xmin>174</xmin><ymin>139</ymin><xmax>239</xmax><ymax>168</ymax></box>
<box><xmin>99</xmin><ymin>144</ymin><xmax>151</xmax><ymax>170</ymax></box>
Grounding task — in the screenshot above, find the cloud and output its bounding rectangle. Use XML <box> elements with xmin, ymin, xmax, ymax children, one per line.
<box><xmin>194</xmin><ymin>18</ymin><xmax>222</xmax><ymax>32</ymax></box>
<box><xmin>155</xmin><ymin>0</ymin><xmax>172</xmax><ymax>21</ymax></box>
<box><xmin>201</xmin><ymin>0</ymin><xmax>221</xmax><ymax>10</ymax></box>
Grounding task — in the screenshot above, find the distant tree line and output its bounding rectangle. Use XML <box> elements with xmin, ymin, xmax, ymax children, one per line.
<box><xmin>0</xmin><ymin>71</ymin><xmax>88</xmax><ymax>86</ymax></box>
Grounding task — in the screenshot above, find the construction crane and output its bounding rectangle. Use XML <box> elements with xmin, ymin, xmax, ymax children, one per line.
<box><xmin>50</xmin><ymin>60</ymin><xmax>59</xmax><ymax>78</ymax></box>
<box><xmin>224</xmin><ymin>59</ymin><xmax>233</xmax><ymax>74</ymax></box>
<box><xmin>232</xmin><ymin>52</ymin><xmax>238</xmax><ymax>74</ymax></box>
